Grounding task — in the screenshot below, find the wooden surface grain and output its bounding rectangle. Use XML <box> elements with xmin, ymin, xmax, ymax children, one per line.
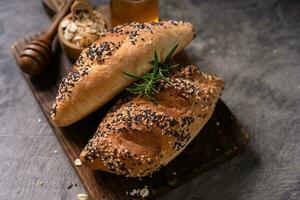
<box><xmin>1</xmin><ymin>0</ymin><xmax>300</xmax><ymax>200</ymax></box>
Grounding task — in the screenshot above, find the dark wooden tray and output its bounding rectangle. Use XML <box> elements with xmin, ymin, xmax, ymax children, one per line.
<box><xmin>11</xmin><ymin>2</ymin><xmax>249</xmax><ymax>200</ymax></box>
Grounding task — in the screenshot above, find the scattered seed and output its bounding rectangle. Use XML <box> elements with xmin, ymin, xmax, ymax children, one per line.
<box><xmin>128</xmin><ymin>186</ymin><xmax>150</xmax><ymax>197</ymax></box>
<box><xmin>130</xmin><ymin>189</ymin><xmax>137</xmax><ymax>196</ymax></box>
<box><xmin>74</xmin><ymin>159</ymin><xmax>82</xmax><ymax>166</ymax></box>
<box><xmin>77</xmin><ymin>193</ymin><xmax>88</xmax><ymax>200</ymax></box>
<box><xmin>140</xmin><ymin>188</ymin><xmax>149</xmax><ymax>198</ymax></box>
<box><xmin>61</xmin><ymin>19</ymin><xmax>71</xmax><ymax>28</ymax></box>
<box><xmin>68</xmin><ymin>22</ymin><xmax>78</xmax><ymax>33</ymax></box>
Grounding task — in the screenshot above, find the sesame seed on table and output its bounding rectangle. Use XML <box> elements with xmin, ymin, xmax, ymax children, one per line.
<box><xmin>1</xmin><ymin>0</ymin><xmax>300</xmax><ymax>200</ymax></box>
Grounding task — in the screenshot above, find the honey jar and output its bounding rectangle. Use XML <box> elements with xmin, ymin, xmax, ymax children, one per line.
<box><xmin>110</xmin><ymin>0</ymin><xmax>159</xmax><ymax>27</ymax></box>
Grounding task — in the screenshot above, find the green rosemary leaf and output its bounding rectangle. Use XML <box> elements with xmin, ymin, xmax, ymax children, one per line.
<box><xmin>153</xmin><ymin>50</ymin><xmax>159</xmax><ymax>74</ymax></box>
<box><xmin>164</xmin><ymin>44</ymin><xmax>179</xmax><ymax>64</ymax></box>
<box><xmin>123</xmin><ymin>72</ymin><xmax>142</xmax><ymax>80</ymax></box>
<box><xmin>169</xmin><ymin>64</ymin><xmax>180</xmax><ymax>69</ymax></box>
<box><xmin>123</xmin><ymin>44</ymin><xmax>179</xmax><ymax>101</ymax></box>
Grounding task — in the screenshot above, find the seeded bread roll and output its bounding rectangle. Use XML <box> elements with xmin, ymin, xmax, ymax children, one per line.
<box><xmin>51</xmin><ymin>21</ymin><xmax>195</xmax><ymax>127</ymax></box>
<box><xmin>80</xmin><ymin>65</ymin><xmax>224</xmax><ymax>177</ymax></box>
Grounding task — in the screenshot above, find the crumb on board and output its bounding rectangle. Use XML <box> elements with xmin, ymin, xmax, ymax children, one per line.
<box><xmin>140</xmin><ymin>188</ymin><xmax>149</xmax><ymax>197</ymax></box>
<box><xmin>127</xmin><ymin>185</ymin><xmax>149</xmax><ymax>198</ymax></box>
<box><xmin>53</xmin><ymin>150</ymin><xmax>58</xmax><ymax>154</ymax></box>
<box><xmin>130</xmin><ymin>188</ymin><xmax>138</xmax><ymax>196</ymax></box>
<box><xmin>38</xmin><ymin>118</ymin><xmax>42</xmax><ymax>123</ymax></box>
<box><xmin>74</xmin><ymin>159</ymin><xmax>82</xmax><ymax>166</ymax></box>
<box><xmin>172</xmin><ymin>171</ymin><xmax>177</xmax><ymax>175</ymax></box>
<box><xmin>216</xmin><ymin>121</ymin><xmax>220</xmax><ymax>126</ymax></box>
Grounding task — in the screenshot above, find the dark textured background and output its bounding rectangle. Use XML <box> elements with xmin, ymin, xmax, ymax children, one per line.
<box><xmin>0</xmin><ymin>0</ymin><xmax>299</xmax><ymax>199</ymax></box>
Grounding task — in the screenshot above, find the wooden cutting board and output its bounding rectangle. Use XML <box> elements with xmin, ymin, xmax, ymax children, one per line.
<box><xmin>11</xmin><ymin>2</ymin><xmax>249</xmax><ymax>199</ymax></box>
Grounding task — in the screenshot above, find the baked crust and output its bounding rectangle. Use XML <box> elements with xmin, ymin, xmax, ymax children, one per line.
<box><xmin>51</xmin><ymin>21</ymin><xmax>195</xmax><ymax>126</ymax></box>
<box><xmin>80</xmin><ymin>65</ymin><xmax>224</xmax><ymax>177</ymax></box>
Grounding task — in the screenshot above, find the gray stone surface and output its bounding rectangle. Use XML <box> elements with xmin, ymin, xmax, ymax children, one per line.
<box><xmin>0</xmin><ymin>0</ymin><xmax>299</xmax><ymax>199</ymax></box>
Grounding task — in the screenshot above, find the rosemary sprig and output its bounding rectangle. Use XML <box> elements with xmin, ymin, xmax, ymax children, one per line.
<box><xmin>123</xmin><ymin>44</ymin><xmax>179</xmax><ymax>101</ymax></box>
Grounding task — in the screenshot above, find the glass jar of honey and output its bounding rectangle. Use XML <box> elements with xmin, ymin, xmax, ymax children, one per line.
<box><xmin>110</xmin><ymin>0</ymin><xmax>159</xmax><ymax>27</ymax></box>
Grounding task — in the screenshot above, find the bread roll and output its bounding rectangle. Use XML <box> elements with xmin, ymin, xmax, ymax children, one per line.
<box><xmin>51</xmin><ymin>21</ymin><xmax>195</xmax><ymax>127</ymax></box>
<box><xmin>80</xmin><ymin>65</ymin><xmax>224</xmax><ymax>177</ymax></box>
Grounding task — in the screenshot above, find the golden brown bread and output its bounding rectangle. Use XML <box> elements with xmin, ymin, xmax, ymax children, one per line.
<box><xmin>80</xmin><ymin>65</ymin><xmax>224</xmax><ymax>177</ymax></box>
<box><xmin>51</xmin><ymin>21</ymin><xmax>195</xmax><ymax>127</ymax></box>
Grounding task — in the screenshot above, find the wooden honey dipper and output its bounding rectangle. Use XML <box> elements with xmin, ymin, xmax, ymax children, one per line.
<box><xmin>18</xmin><ymin>0</ymin><xmax>74</xmax><ymax>75</ymax></box>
